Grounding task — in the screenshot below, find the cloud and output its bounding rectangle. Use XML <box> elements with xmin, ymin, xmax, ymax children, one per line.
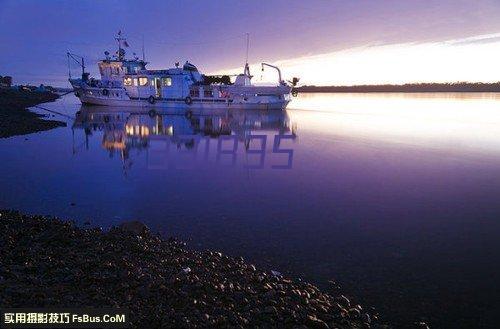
<box><xmin>445</xmin><ymin>32</ymin><xmax>500</xmax><ymax>45</ymax></box>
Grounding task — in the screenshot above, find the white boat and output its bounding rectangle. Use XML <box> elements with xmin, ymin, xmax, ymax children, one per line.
<box><xmin>68</xmin><ymin>32</ymin><xmax>296</xmax><ymax>111</ymax></box>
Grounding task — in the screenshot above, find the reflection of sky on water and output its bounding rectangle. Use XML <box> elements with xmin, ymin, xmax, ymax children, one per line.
<box><xmin>289</xmin><ymin>92</ymin><xmax>500</xmax><ymax>158</ymax></box>
<box><xmin>1</xmin><ymin>93</ymin><xmax>500</xmax><ymax>327</ymax></box>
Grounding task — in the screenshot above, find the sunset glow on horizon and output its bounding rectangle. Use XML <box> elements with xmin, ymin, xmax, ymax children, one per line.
<box><xmin>216</xmin><ymin>33</ymin><xmax>500</xmax><ymax>86</ymax></box>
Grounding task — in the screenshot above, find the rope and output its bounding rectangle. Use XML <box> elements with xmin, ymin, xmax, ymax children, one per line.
<box><xmin>33</xmin><ymin>105</ymin><xmax>75</xmax><ymax>120</ymax></box>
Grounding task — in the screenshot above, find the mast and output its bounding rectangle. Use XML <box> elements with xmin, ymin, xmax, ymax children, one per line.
<box><xmin>245</xmin><ymin>33</ymin><xmax>250</xmax><ymax>65</ymax></box>
<box><xmin>115</xmin><ymin>30</ymin><xmax>126</xmax><ymax>61</ymax></box>
<box><xmin>67</xmin><ymin>52</ymin><xmax>86</xmax><ymax>79</ymax></box>
<box><xmin>244</xmin><ymin>33</ymin><xmax>250</xmax><ymax>76</ymax></box>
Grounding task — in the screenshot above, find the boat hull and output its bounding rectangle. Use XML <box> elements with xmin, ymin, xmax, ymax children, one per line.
<box><xmin>78</xmin><ymin>94</ymin><xmax>290</xmax><ymax>111</ymax></box>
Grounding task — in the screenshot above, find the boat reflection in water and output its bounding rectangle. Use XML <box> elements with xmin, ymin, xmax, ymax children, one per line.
<box><xmin>72</xmin><ymin>106</ymin><xmax>297</xmax><ymax>172</ymax></box>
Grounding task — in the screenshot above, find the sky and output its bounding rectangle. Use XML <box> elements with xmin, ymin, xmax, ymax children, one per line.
<box><xmin>1</xmin><ymin>0</ymin><xmax>500</xmax><ymax>86</ymax></box>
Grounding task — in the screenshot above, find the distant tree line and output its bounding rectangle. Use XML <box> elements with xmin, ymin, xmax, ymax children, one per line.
<box><xmin>294</xmin><ymin>82</ymin><xmax>500</xmax><ymax>93</ymax></box>
<box><xmin>0</xmin><ymin>75</ymin><xmax>13</xmax><ymax>88</ymax></box>
<box><xmin>0</xmin><ymin>74</ymin><xmax>57</xmax><ymax>92</ymax></box>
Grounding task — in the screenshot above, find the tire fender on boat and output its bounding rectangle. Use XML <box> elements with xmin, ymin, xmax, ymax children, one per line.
<box><xmin>148</xmin><ymin>96</ymin><xmax>156</xmax><ymax>104</ymax></box>
<box><xmin>102</xmin><ymin>89</ymin><xmax>109</xmax><ymax>96</ymax></box>
<box><xmin>185</xmin><ymin>96</ymin><xmax>193</xmax><ymax>105</ymax></box>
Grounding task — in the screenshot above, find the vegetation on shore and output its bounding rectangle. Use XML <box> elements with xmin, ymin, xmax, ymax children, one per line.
<box><xmin>0</xmin><ymin>210</ymin><xmax>386</xmax><ymax>328</ymax></box>
<box><xmin>294</xmin><ymin>82</ymin><xmax>500</xmax><ymax>93</ymax></box>
<box><xmin>0</xmin><ymin>88</ymin><xmax>65</xmax><ymax>138</ymax></box>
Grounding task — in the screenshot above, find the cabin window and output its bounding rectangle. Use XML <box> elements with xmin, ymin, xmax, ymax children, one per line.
<box><xmin>161</xmin><ymin>77</ymin><xmax>172</xmax><ymax>86</ymax></box>
<box><xmin>123</xmin><ymin>77</ymin><xmax>133</xmax><ymax>86</ymax></box>
<box><xmin>138</xmin><ymin>77</ymin><xmax>148</xmax><ymax>86</ymax></box>
<box><xmin>133</xmin><ymin>78</ymin><xmax>139</xmax><ymax>86</ymax></box>
<box><xmin>190</xmin><ymin>88</ymin><xmax>200</xmax><ymax>97</ymax></box>
<box><xmin>203</xmin><ymin>89</ymin><xmax>213</xmax><ymax>97</ymax></box>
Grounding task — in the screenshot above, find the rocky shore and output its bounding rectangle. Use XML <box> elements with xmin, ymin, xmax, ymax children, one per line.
<box><xmin>0</xmin><ymin>210</ymin><xmax>385</xmax><ymax>328</ymax></box>
<box><xmin>0</xmin><ymin>89</ymin><xmax>65</xmax><ymax>138</ymax></box>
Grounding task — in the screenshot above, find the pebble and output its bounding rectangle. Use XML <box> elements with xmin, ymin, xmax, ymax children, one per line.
<box><xmin>0</xmin><ymin>210</ymin><xmax>378</xmax><ymax>328</ymax></box>
<box><xmin>306</xmin><ymin>315</ymin><xmax>330</xmax><ymax>329</ymax></box>
<box><xmin>337</xmin><ymin>295</ymin><xmax>350</xmax><ymax>308</ymax></box>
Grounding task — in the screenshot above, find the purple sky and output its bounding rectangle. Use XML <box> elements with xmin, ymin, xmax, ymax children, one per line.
<box><xmin>1</xmin><ymin>0</ymin><xmax>500</xmax><ymax>86</ymax></box>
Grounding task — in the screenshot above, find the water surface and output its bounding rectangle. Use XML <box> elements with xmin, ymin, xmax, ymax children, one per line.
<box><xmin>1</xmin><ymin>93</ymin><xmax>500</xmax><ymax>328</ymax></box>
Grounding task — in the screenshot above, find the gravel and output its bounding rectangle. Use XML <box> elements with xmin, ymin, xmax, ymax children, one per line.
<box><xmin>0</xmin><ymin>210</ymin><xmax>389</xmax><ymax>328</ymax></box>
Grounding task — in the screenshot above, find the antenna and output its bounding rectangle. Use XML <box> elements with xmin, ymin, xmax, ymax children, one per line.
<box><xmin>142</xmin><ymin>34</ymin><xmax>146</xmax><ymax>61</ymax></box>
<box><xmin>245</xmin><ymin>33</ymin><xmax>250</xmax><ymax>65</ymax></box>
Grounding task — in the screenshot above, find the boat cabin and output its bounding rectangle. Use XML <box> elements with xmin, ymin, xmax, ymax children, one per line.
<box><xmin>98</xmin><ymin>59</ymin><xmax>147</xmax><ymax>84</ymax></box>
<box><xmin>120</xmin><ymin>62</ymin><xmax>206</xmax><ymax>100</ymax></box>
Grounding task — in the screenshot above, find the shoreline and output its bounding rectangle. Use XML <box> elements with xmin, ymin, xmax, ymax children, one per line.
<box><xmin>295</xmin><ymin>90</ymin><xmax>500</xmax><ymax>94</ymax></box>
<box><xmin>294</xmin><ymin>83</ymin><xmax>500</xmax><ymax>94</ymax></box>
<box><xmin>0</xmin><ymin>89</ymin><xmax>66</xmax><ymax>139</ymax></box>
<box><xmin>0</xmin><ymin>210</ymin><xmax>385</xmax><ymax>328</ymax></box>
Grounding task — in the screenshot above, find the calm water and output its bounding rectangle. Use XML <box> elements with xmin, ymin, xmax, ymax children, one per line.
<box><xmin>2</xmin><ymin>93</ymin><xmax>500</xmax><ymax>328</ymax></box>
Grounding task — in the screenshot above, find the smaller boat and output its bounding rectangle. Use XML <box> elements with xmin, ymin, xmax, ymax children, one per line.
<box><xmin>68</xmin><ymin>32</ymin><xmax>296</xmax><ymax>111</ymax></box>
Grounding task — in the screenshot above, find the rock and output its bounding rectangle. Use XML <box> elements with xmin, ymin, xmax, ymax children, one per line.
<box><xmin>349</xmin><ymin>308</ymin><xmax>361</xmax><ymax>318</ymax></box>
<box><xmin>337</xmin><ymin>295</ymin><xmax>350</xmax><ymax>308</ymax></box>
<box><xmin>117</xmin><ymin>220</ymin><xmax>149</xmax><ymax>236</ymax></box>
<box><xmin>264</xmin><ymin>306</ymin><xmax>277</xmax><ymax>314</ymax></box>
<box><xmin>306</xmin><ymin>315</ymin><xmax>330</xmax><ymax>329</ymax></box>
<box><xmin>265</xmin><ymin>290</ymin><xmax>276</xmax><ymax>298</ymax></box>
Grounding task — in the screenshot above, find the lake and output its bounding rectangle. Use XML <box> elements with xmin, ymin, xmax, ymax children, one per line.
<box><xmin>1</xmin><ymin>92</ymin><xmax>500</xmax><ymax>328</ymax></box>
